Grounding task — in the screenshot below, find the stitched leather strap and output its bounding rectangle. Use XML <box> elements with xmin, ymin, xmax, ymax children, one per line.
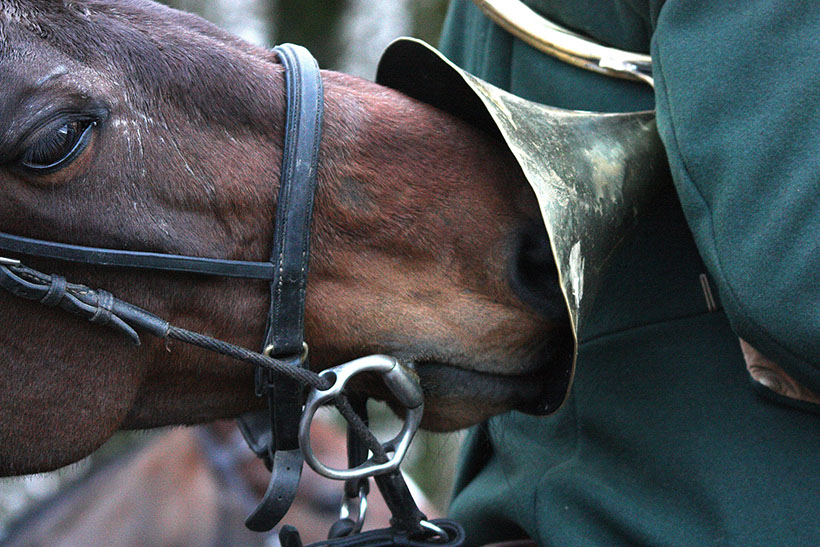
<box><xmin>0</xmin><ymin>263</ymin><xmax>169</xmax><ymax>344</ymax></box>
<box><xmin>0</xmin><ymin>232</ymin><xmax>275</xmax><ymax>279</ymax></box>
<box><xmin>243</xmin><ymin>42</ymin><xmax>324</xmax><ymax>532</ymax></box>
<box><xmin>265</xmin><ymin>42</ymin><xmax>324</xmax><ymax>357</ymax></box>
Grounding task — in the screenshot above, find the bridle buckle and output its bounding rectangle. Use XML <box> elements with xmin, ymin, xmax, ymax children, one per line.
<box><xmin>298</xmin><ymin>354</ymin><xmax>424</xmax><ymax>481</ymax></box>
<box><xmin>254</xmin><ymin>342</ymin><xmax>310</xmax><ymax>397</ymax></box>
<box><xmin>263</xmin><ymin>341</ymin><xmax>309</xmax><ymax>362</ymax></box>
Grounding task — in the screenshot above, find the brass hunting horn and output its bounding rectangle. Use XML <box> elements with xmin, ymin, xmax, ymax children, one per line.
<box><xmin>376</xmin><ymin>6</ymin><xmax>662</xmax><ymax>413</ymax></box>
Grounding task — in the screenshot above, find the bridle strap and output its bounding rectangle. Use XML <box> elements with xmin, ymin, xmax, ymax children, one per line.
<box><xmin>243</xmin><ymin>42</ymin><xmax>324</xmax><ymax>532</ymax></box>
<box><xmin>266</xmin><ymin>43</ymin><xmax>324</xmax><ymax>357</ymax></box>
<box><xmin>0</xmin><ymin>229</ymin><xmax>274</xmax><ymax>279</ymax></box>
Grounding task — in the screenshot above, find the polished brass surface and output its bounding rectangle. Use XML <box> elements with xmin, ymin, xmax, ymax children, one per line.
<box><xmin>470</xmin><ymin>0</ymin><xmax>653</xmax><ymax>87</ymax></box>
<box><xmin>377</xmin><ymin>38</ymin><xmax>668</xmax><ymax>412</ymax></box>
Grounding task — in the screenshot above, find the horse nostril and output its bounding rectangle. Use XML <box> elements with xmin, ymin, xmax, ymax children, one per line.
<box><xmin>510</xmin><ymin>224</ymin><xmax>565</xmax><ymax>321</ymax></box>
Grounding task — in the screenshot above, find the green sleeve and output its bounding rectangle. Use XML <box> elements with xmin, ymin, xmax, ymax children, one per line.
<box><xmin>652</xmin><ymin>0</ymin><xmax>820</xmax><ymax>390</ymax></box>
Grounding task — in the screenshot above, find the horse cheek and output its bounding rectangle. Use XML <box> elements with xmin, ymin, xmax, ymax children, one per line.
<box><xmin>0</xmin><ymin>297</ymin><xmax>143</xmax><ymax>475</ymax></box>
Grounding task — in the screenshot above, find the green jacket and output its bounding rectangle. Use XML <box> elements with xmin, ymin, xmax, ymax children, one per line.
<box><xmin>440</xmin><ymin>1</ymin><xmax>820</xmax><ymax>544</ymax></box>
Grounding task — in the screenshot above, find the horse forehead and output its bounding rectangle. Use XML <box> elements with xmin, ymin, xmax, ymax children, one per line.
<box><xmin>0</xmin><ymin>25</ymin><xmax>90</xmax><ymax>91</ymax></box>
<box><xmin>0</xmin><ymin>18</ymin><xmax>123</xmax><ymax>146</ymax></box>
<box><xmin>0</xmin><ymin>0</ymin><xmax>53</xmax><ymax>16</ymax></box>
<box><xmin>0</xmin><ymin>1</ymin><xmax>85</xmax><ymax>51</ymax></box>
<box><xmin>0</xmin><ymin>1</ymin><xmax>154</xmax><ymax>51</ymax></box>
<box><xmin>0</xmin><ymin>1</ymin><xmax>147</xmax><ymax>96</ymax></box>
<box><xmin>0</xmin><ymin>0</ymin><xmax>87</xmax><ymax>26</ymax></box>
<box><xmin>0</xmin><ymin>0</ymin><xmax>281</xmax><ymax>134</ymax></box>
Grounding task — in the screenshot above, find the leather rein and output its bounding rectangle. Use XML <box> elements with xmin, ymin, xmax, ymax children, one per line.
<box><xmin>0</xmin><ymin>44</ymin><xmax>463</xmax><ymax>546</ymax></box>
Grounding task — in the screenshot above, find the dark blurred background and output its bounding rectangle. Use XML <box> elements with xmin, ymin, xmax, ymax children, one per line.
<box><xmin>162</xmin><ymin>0</ymin><xmax>448</xmax><ymax>78</ymax></box>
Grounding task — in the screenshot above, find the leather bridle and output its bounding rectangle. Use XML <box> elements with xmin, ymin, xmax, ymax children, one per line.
<box><xmin>0</xmin><ymin>44</ymin><xmax>463</xmax><ymax>546</ymax></box>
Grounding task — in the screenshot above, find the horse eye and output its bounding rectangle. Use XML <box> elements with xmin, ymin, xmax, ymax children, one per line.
<box><xmin>19</xmin><ymin>120</ymin><xmax>95</xmax><ymax>173</ymax></box>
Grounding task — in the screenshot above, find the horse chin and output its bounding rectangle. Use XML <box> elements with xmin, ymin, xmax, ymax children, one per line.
<box><xmin>411</xmin><ymin>362</ymin><xmax>547</xmax><ymax>431</ymax></box>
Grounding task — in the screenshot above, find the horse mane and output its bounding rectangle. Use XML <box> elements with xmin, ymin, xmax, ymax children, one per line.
<box><xmin>0</xmin><ymin>0</ymin><xmax>287</xmax><ymax>134</ymax></box>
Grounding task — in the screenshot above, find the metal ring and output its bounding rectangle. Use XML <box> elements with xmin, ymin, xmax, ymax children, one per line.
<box><xmin>0</xmin><ymin>257</ymin><xmax>21</xmax><ymax>266</ymax></box>
<box><xmin>263</xmin><ymin>341</ymin><xmax>309</xmax><ymax>362</ymax></box>
<box><xmin>339</xmin><ymin>484</ymin><xmax>368</xmax><ymax>535</ymax></box>
<box><xmin>419</xmin><ymin>520</ymin><xmax>448</xmax><ymax>543</ymax></box>
<box><xmin>298</xmin><ymin>354</ymin><xmax>424</xmax><ymax>481</ymax></box>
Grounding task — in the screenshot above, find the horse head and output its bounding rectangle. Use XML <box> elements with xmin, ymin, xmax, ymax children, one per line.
<box><xmin>0</xmin><ymin>0</ymin><xmax>568</xmax><ymax>475</ymax></box>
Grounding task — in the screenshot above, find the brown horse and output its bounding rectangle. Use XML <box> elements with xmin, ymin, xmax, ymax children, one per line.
<box><xmin>0</xmin><ymin>0</ymin><xmax>567</xmax><ymax>476</ymax></box>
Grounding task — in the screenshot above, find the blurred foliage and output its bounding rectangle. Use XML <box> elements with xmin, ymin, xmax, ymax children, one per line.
<box><xmin>410</xmin><ymin>0</ymin><xmax>450</xmax><ymax>45</ymax></box>
<box><xmin>274</xmin><ymin>0</ymin><xmax>348</xmax><ymax>69</ymax></box>
<box><xmin>159</xmin><ymin>0</ymin><xmax>448</xmax><ymax>73</ymax></box>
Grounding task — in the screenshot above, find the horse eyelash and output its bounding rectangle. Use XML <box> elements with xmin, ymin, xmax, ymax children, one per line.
<box><xmin>19</xmin><ymin>120</ymin><xmax>95</xmax><ymax>171</ymax></box>
<box><xmin>21</xmin><ymin>129</ymin><xmax>73</xmax><ymax>164</ymax></box>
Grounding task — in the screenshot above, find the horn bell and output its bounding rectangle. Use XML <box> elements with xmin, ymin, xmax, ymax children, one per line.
<box><xmin>377</xmin><ymin>38</ymin><xmax>668</xmax><ymax>414</ymax></box>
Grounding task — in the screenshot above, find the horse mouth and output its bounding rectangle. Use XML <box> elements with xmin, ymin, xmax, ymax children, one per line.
<box><xmin>404</xmin><ymin>359</ymin><xmax>553</xmax><ymax>430</ymax></box>
<box><xmin>414</xmin><ymin>361</ymin><xmax>545</xmax><ymax>405</ymax></box>
<box><xmin>401</xmin><ymin>328</ymin><xmax>572</xmax><ymax>430</ymax></box>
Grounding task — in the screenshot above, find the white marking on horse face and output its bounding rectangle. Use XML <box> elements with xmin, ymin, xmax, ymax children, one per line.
<box><xmin>73</xmin><ymin>3</ymin><xmax>92</xmax><ymax>18</ymax></box>
<box><xmin>35</xmin><ymin>65</ymin><xmax>69</xmax><ymax>86</ymax></box>
<box><xmin>113</xmin><ymin>114</ymin><xmax>203</xmax><ymax>190</ymax></box>
<box><xmin>223</xmin><ymin>129</ymin><xmax>239</xmax><ymax>146</ymax></box>
<box><xmin>134</xmin><ymin>123</ymin><xmax>147</xmax><ymax>177</ymax></box>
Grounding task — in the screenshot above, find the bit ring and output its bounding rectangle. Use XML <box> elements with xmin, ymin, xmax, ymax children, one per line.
<box><xmin>298</xmin><ymin>354</ymin><xmax>423</xmax><ymax>481</ymax></box>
